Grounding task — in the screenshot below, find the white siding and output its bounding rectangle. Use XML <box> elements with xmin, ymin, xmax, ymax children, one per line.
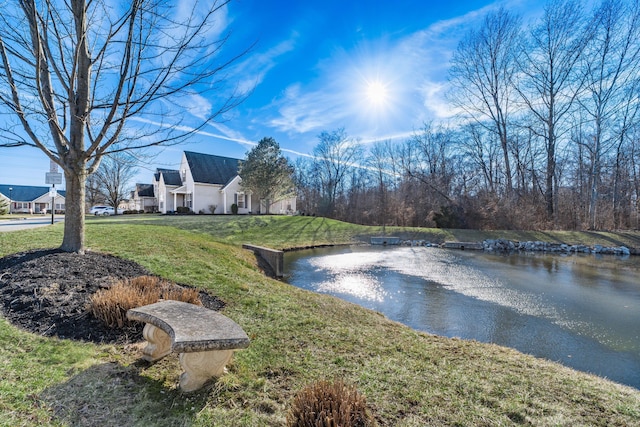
<box><xmin>193</xmin><ymin>183</ymin><xmax>223</xmax><ymax>214</ymax></box>
<box><xmin>180</xmin><ymin>155</ymin><xmax>194</xmax><ymax>190</ymax></box>
<box><xmin>223</xmin><ymin>177</ymin><xmax>251</xmax><ymax>214</ymax></box>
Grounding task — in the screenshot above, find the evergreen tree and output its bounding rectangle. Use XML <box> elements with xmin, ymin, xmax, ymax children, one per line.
<box><xmin>0</xmin><ymin>196</ymin><xmax>8</xmax><ymax>215</ymax></box>
<box><xmin>239</xmin><ymin>137</ymin><xmax>294</xmax><ymax>214</ymax></box>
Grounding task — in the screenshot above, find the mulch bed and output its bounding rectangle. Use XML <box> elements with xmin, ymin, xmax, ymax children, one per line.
<box><xmin>0</xmin><ymin>249</ymin><xmax>224</xmax><ymax>344</ymax></box>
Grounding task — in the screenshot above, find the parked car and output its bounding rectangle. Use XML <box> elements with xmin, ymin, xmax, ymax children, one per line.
<box><xmin>89</xmin><ymin>205</ymin><xmax>109</xmax><ymax>215</ymax></box>
<box><xmin>92</xmin><ymin>206</ymin><xmax>124</xmax><ymax>216</ymax></box>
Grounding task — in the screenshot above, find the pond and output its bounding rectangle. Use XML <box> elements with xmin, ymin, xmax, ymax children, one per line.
<box><xmin>284</xmin><ymin>245</ymin><xmax>640</xmax><ymax>390</ymax></box>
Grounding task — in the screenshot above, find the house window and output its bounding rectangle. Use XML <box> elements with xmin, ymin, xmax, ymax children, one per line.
<box><xmin>185</xmin><ymin>193</ymin><xmax>192</xmax><ymax>208</ymax></box>
<box><xmin>181</xmin><ymin>169</ymin><xmax>186</xmax><ymax>181</ymax></box>
<box><xmin>235</xmin><ymin>192</ymin><xmax>245</xmax><ymax>209</ymax></box>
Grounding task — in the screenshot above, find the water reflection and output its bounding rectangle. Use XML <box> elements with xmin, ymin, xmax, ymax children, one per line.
<box><xmin>284</xmin><ymin>246</ymin><xmax>640</xmax><ymax>389</ymax></box>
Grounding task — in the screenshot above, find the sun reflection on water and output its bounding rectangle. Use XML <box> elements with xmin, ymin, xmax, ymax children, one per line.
<box><xmin>317</xmin><ymin>272</ymin><xmax>386</xmax><ymax>302</ymax></box>
<box><xmin>309</xmin><ymin>252</ymin><xmax>387</xmax><ymax>302</ymax></box>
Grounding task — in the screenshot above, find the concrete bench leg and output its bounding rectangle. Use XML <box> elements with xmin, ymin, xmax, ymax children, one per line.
<box><xmin>141</xmin><ymin>324</ymin><xmax>172</xmax><ymax>362</ymax></box>
<box><xmin>178</xmin><ymin>350</ymin><xmax>233</xmax><ymax>392</ymax></box>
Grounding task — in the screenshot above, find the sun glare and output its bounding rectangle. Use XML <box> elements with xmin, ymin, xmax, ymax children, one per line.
<box><xmin>366</xmin><ymin>80</ymin><xmax>389</xmax><ymax>106</ymax></box>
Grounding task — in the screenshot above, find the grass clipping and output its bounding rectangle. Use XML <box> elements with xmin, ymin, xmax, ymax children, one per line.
<box><xmin>89</xmin><ymin>275</ymin><xmax>201</xmax><ymax>328</ymax></box>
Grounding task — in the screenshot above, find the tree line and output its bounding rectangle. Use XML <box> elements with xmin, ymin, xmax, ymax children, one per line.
<box><xmin>294</xmin><ymin>0</ymin><xmax>640</xmax><ymax>231</ymax></box>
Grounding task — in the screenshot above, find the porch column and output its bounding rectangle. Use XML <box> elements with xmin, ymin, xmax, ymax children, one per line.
<box><xmin>223</xmin><ymin>192</ymin><xmax>227</xmax><ymax>214</ymax></box>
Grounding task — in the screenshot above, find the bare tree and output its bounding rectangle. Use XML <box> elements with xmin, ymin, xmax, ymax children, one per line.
<box><xmin>85</xmin><ymin>173</ymin><xmax>105</xmax><ymax>210</ymax></box>
<box><xmin>448</xmin><ymin>7</ymin><xmax>521</xmax><ymax>194</ymax></box>
<box><xmin>579</xmin><ymin>0</ymin><xmax>640</xmax><ymax>229</ymax></box>
<box><xmin>366</xmin><ymin>140</ymin><xmax>396</xmax><ymax>229</ymax></box>
<box><xmin>0</xmin><ymin>0</ymin><xmax>248</xmax><ymax>252</ymax></box>
<box><xmin>291</xmin><ymin>157</ymin><xmax>320</xmax><ymax>216</ymax></box>
<box><xmin>93</xmin><ymin>153</ymin><xmax>138</xmax><ymax>214</ymax></box>
<box><xmin>402</xmin><ymin>123</ymin><xmax>455</xmax><ymax>204</ymax></box>
<box><xmin>457</xmin><ymin>123</ymin><xmax>501</xmax><ymax>194</ymax></box>
<box><xmin>514</xmin><ymin>0</ymin><xmax>592</xmax><ymax>220</ymax></box>
<box><xmin>312</xmin><ymin>129</ymin><xmax>363</xmax><ymax>217</ymax></box>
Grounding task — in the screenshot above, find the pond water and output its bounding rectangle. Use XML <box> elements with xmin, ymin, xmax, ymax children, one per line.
<box><xmin>284</xmin><ymin>246</ymin><xmax>640</xmax><ymax>390</ymax></box>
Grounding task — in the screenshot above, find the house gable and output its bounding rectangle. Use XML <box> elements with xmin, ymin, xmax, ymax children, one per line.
<box><xmin>221</xmin><ymin>174</ymin><xmax>242</xmax><ymax>191</ymax></box>
<box><xmin>155</xmin><ymin>168</ymin><xmax>182</xmax><ymax>187</ymax></box>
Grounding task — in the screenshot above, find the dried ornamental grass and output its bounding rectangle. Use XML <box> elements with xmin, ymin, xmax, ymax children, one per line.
<box><xmin>89</xmin><ymin>275</ymin><xmax>201</xmax><ymax>328</ymax></box>
<box><xmin>287</xmin><ymin>379</ymin><xmax>375</xmax><ymax>427</ymax></box>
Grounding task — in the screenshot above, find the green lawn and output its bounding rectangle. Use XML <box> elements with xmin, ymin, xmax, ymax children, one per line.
<box><xmin>1</xmin><ymin>215</ymin><xmax>639</xmax><ymax>426</ymax></box>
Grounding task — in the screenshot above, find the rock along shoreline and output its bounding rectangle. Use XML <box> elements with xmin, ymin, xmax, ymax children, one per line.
<box><xmin>377</xmin><ymin>237</ymin><xmax>637</xmax><ymax>256</ymax></box>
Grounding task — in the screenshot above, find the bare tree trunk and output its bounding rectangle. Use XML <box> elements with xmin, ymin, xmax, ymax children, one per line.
<box><xmin>588</xmin><ymin>134</ymin><xmax>601</xmax><ymax>229</ymax></box>
<box><xmin>61</xmin><ymin>168</ymin><xmax>87</xmax><ymax>254</ymax></box>
<box><xmin>544</xmin><ymin>122</ymin><xmax>556</xmax><ymax>220</ymax></box>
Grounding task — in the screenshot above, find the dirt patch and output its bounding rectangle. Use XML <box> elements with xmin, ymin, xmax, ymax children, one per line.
<box><xmin>0</xmin><ymin>249</ymin><xmax>224</xmax><ymax>344</ymax></box>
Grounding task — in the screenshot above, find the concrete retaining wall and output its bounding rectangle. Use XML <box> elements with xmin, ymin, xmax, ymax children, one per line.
<box><xmin>242</xmin><ymin>244</ymin><xmax>284</xmax><ymax>277</ymax></box>
<box><xmin>443</xmin><ymin>241</ymin><xmax>484</xmax><ymax>250</ymax></box>
<box><xmin>371</xmin><ymin>236</ymin><xmax>401</xmax><ymax>245</ymax></box>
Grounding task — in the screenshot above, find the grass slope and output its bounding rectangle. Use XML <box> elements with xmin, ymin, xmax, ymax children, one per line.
<box><xmin>0</xmin><ymin>215</ymin><xmax>639</xmax><ymax>426</ymax></box>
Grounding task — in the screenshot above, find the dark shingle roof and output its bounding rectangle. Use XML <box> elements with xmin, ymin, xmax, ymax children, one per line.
<box><xmin>184</xmin><ymin>151</ymin><xmax>240</xmax><ymax>185</ymax></box>
<box><xmin>136</xmin><ymin>183</ymin><xmax>155</xmax><ymax>198</ymax></box>
<box><xmin>158</xmin><ymin>169</ymin><xmax>182</xmax><ymax>186</ymax></box>
<box><xmin>0</xmin><ymin>184</ymin><xmax>66</xmax><ymax>201</ymax></box>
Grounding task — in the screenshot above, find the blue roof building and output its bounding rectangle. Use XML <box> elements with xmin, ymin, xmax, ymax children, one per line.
<box><xmin>0</xmin><ymin>184</ymin><xmax>66</xmax><ymax>214</ymax></box>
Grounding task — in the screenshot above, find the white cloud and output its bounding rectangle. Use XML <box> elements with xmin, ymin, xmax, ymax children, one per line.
<box><xmin>269</xmin><ymin>82</ymin><xmax>352</xmax><ymax>134</ymax></box>
<box><xmin>128</xmin><ymin>116</ymin><xmax>252</xmax><ymax>148</ymax></box>
<box><xmin>205</xmin><ymin>122</ymin><xmax>255</xmax><ymax>149</ymax></box>
<box><xmin>184</xmin><ymin>94</ymin><xmax>213</xmax><ymax>121</ymax></box>
<box><xmin>232</xmin><ymin>33</ymin><xmax>299</xmax><ymax>95</ymax></box>
<box><xmin>173</xmin><ymin>1</ymin><xmax>230</xmax><ymax>44</ymax></box>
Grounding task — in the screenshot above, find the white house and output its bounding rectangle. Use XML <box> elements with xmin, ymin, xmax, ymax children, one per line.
<box><xmin>153</xmin><ymin>168</ymin><xmax>183</xmax><ymax>214</ymax></box>
<box><xmin>131</xmin><ymin>183</ymin><xmax>156</xmax><ymax>212</ymax></box>
<box><xmin>153</xmin><ymin>151</ymin><xmax>296</xmax><ymax>215</ymax></box>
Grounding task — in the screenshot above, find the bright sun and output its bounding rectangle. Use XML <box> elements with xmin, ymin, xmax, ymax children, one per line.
<box><xmin>366</xmin><ymin>80</ymin><xmax>389</xmax><ymax>106</ymax></box>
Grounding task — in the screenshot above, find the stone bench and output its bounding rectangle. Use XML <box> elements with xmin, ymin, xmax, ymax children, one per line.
<box><xmin>127</xmin><ymin>300</ymin><xmax>250</xmax><ymax>392</ymax></box>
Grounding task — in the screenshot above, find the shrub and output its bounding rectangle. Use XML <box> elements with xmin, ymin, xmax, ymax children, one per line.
<box><xmin>177</xmin><ymin>206</ymin><xmax>191</xmax><ymax>214</ymax></box>
<box><xmin>432</xmin><ymin>205</ymin><xmax>466</xmax><ymax>229</ymax></box>
<box><xmin>89</xmin><ymin>275</ymin><xmax>201</xmax><ymax>328</ymax></box>
<box><xmin>0</xmin><ymin>197</ymin><xmax>8</xmax><ymax>215</ymax></box>
<box><xmin>287</xmin><ymin>379</ymin><xmax>375</xmax><ymax>427</ymax></box>
<box><xmin>231</xmin><ymin>203</ymin><xmax>238</xmax><ymax>214</ymax></box>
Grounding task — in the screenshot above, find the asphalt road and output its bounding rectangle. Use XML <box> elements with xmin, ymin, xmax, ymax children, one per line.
<box><xmin>0</xmin><ymin>216</ymin><xmax>64</xmax><ymax>232</ymax></box>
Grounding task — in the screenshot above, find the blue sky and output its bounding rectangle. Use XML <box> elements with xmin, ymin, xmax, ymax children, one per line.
<box><xmin>0</xmin><ymin>0</ymin><xmax>542</xmax><ymax>189</ymax></box>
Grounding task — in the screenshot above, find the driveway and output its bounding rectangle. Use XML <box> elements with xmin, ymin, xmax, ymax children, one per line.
<box><xmin>0</xmin><ymin>216</ymin><xmax>65</xmax><ymax>232</ymax></box>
